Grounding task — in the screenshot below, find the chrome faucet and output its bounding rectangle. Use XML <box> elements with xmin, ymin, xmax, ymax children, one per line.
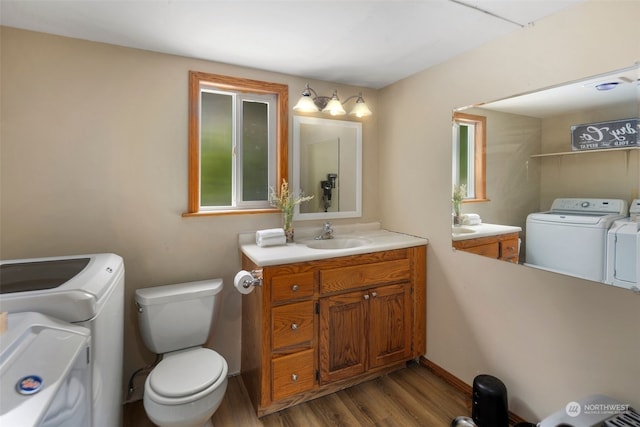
<box><xmin>315</xmin><ymin>221</ymin><xmax>334</xmax><ymax>240</ymax></box>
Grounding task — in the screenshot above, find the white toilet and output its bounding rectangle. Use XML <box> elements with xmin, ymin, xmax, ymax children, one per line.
<box><xmin>135</xmin><ymin>279</ymin><xmax>228</xmax><ymax>427</ymax></box>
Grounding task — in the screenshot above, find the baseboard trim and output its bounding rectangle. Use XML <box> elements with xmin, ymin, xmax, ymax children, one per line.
<box><xmin>419</xmin><ymin>357</ymin><xmax>528</xmax><ymax>426</ymax></box>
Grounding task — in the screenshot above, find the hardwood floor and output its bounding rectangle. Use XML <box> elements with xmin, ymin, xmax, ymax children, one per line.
<box><xmin>124</xmin><ymin>362</ymin><xmax>472</xmax><ymax>426</ymax></box>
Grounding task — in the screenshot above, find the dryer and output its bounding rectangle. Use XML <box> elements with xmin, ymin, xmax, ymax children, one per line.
<box><xmin>0</xmin><ymin>253</ymin><xmax>124</xmax><ymax>427</ymax></box>
<box><xmin>525</xmin><ymin>198</ymin><xmax>628</xmax><ymax>282</ymax></box>
<box><xmin>606</xmin><ymin>199</ymin><xmax>640</xmax><ymax>291</ymax></box>
<box><xmin>0</xmin><ymin>312</ymin><xmax>91</xmax><ymax>427</ymax></box>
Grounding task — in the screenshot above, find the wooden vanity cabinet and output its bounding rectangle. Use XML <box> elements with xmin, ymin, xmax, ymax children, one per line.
<box><xmin>452</xmin><ymin>232</ymin><xmax>520</xmax><ymax>263</ymax></box>
<box><xmin>241</xmin><ymin>246</ymin><xmax>426</xmax><ymax>416</ymax></box>
<box><xmin>319</xmin><ymin>282</ymin><xmax>411</xmax><ymax>384</ymax></box>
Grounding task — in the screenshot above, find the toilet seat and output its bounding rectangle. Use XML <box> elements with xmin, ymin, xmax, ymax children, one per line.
<box><xmin>148</xmin><ymin>348</ymin><xmax>225</xmax><ymax>402</ymax></box>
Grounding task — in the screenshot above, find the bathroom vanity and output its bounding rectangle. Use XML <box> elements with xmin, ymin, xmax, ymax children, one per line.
<box><xmin>238</xmin><ymin>226</ymin><xmax>427</xmax><ymax>416</ymax></box>
<box><xmin>452</xmin><ymin>223</ymin><xmax>521</xmax><ymax>263</ymax></box>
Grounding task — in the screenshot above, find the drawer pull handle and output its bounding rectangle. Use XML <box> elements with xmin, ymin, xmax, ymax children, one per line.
<box><xmin>291</xmin><ymin>374</ymin><xmax>298</xmax><ymax>382</ymax></box>
<box><xmin>371</xmin><ymin>291</ymin><xmax>377</xmax><ymax>298</ymax></box>
<box><xmin>291</xmin><ymin>323</ymin><xmax>298</xmax><ymax>330</ymax></box>
<box><xmin>291</xmin><ymin>284</ymin><xmax>299</xmax><ymax>292</ymax></box>
<box><xmin>364</xmin><ymin>294</ymin><xmax>369</xmax><ymax>300</ymax></box>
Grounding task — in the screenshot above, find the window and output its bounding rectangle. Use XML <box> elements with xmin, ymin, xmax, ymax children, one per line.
<box><xmin>186</xmin><ymin>71</ymin><xmax>288</xmax><ymax>215</ymax></box>
<box><xmin>452</xmin><ymin>112</ymin><xmax>486</xmax><ymax>201</ymax></box>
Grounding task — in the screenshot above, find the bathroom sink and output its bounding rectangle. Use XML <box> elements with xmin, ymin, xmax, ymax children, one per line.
<box><xmin>305</xmin><ymin>237</ymin><xmax>371</xmax><ymax>250</ymax></box>
<box><xmin>451</xmin><ymin>227</ymin><xmax>476</xmax><ymax>236</ymax></box>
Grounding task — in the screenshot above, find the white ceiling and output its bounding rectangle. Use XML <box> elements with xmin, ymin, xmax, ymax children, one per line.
<box><xmin>0</xmin><ymin>0</ymin><xmax>585</xmax><ymax>89</ymax></box>
<box><xmin>477</xmin><ymin>65</ymin><xmax>639</xmax><ymax>118</ymax></box>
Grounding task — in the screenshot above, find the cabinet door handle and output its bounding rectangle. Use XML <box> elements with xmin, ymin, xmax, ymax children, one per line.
<box><xmin>291</xmin><ymin>284</ymin><xmax>299</xmax><ymax>292</ymax></box>
<box><xmin>291</xmin><ymin>373</ymin><xmax>298</xmax><ymax>382</ymax></box>
<box><xmin>371</xmin><ymin>291</ymin><xmax>377</xmax><ymax>298</ymax></box>
<box><xmin>291</xmin><ymin>323</ymin><xmax>298</xmax><ymax>330</ymax></box>
<box><xmin>364</xmin><ymin>294</ymin><xmax>369</xmax><ymax>300</ymax></box>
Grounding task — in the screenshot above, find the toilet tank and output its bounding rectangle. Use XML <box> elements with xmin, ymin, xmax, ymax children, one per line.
<box><xmin>135</xmin><ymin>279</ymin><xmax>223</xmax><ymax>354</ymax></box>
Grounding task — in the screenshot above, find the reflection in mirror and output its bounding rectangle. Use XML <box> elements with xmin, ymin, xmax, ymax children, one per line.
<box><xmin>451</xmin><ymin>64</ymin><xmax>639</xmax><ymax>290</ymax></box>
<box><xmin>293</xmin><ymin>116</ymin><xmax>362</xmax><ymax>220</ymax></box>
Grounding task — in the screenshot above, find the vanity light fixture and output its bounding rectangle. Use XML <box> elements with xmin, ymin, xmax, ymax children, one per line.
<box><xmin>293</xmin><ymin>84</ymin><xmax>372</xmax><ymax>117</ymax></box>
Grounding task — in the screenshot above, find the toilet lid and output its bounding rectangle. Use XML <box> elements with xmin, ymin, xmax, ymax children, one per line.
<box><xmin>149</xmin><ymin>348</ymin><xmax>224</xmax><ymax>398</ymax></box>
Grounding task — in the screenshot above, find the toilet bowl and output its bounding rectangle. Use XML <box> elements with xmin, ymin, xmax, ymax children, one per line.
<box><xmin>143</xmin><ymin>348</ymin><xmax>228</xmax><ymax>427</ymax></box>
<box><xmin>135</xmin><ymin>279</ymin><xmax>228</xmax><ymax>427</ymax></box>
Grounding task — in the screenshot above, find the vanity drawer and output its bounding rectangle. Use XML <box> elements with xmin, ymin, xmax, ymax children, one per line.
<box><xmin>464</xmin><ymin>242</ymin><xmax>499</xmax><ymax>258</ymax></box>
<box><xmin>272</xmin><ymin>349</ymin><xmax>315</xmax><ymax>400</ymax></box>
<box><xmin>500</xmin><ymin>238</ymin><xmax>519</xmax><ymax>260</ymax></box>
<box><xmin>320</xmin><ymin>259</ymin><xmax>410</xmax><ymax>294</ymax></box>
<box><xmin>272</xmin><ymin>300</ymin><xmax>314</xmax><ymax>350</ymax></box>
<box><xmin>271</xmin><ymin>272</ymin><xmax>314</xmax><ymax>303</ymax></box>
<box><xmin>500</xmin><ymin>239</ymin><xmax>518</xmax><ymax>258</ymax></box>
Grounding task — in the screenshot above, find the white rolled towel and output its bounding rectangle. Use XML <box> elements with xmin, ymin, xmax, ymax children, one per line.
<box><xmin>462</xmin><ymin>213</ymin><xmax>481</xmax><ymax>225</ymax></box>
<box><xmin>256</xmin><ymin>228</ymin><xmax>287</xmax><ymax>247</ymax></box>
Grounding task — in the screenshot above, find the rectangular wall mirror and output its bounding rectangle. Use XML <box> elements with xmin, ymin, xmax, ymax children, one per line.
<box><xmin>451</xmin><ymin>63</ymin><xmax>639</xmax><ymax>291</ymax></box>
<box><xmin>293</xmin><ymin>116</ymin><xmax>362</xmax><ymax>220</ymax></box>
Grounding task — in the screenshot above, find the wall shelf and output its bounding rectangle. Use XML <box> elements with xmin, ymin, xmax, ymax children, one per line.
<box><xmin>530</xmin><ymin>146</ymin><xmax>639</xmax><ymax>158</ymax></box>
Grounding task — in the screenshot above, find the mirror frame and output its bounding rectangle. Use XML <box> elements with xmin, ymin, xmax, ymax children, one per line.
<box><xmin>292</xmin><ymin>115</ymin><xmax>362</xmax><ymax>220</ymax></box>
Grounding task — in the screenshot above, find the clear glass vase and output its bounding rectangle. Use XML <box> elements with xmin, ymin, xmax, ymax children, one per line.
<box><xmin>283</xmin><ymin>210</ymin><xmax>294</xmax><ymax>243</ymax></box>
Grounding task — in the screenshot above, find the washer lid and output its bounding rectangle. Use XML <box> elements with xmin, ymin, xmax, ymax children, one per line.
<box><xmin>149</xmin><ymin>348</ymin><xmax>224</xmax><ymax>398</ymax></box>
<box><xmin>0</xmin><ymin>258</ymin><xmax>90</xmax><ymax>294</ymax></box>
<box><xmin>0</xmin><ymin>312</ymin><xmax>90</xmax><ymax>426</ymax></box>
<box><xmin>0</xmin><ymin>253</ymin><xmax>123</xmax><ymax>323</ymax></box>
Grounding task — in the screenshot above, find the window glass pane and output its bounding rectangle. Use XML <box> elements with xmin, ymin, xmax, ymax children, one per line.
<box><xmin>458</xmin><ymin>124</ymin><xmax>470</xmax><ymax>190</ymax></box>
<box><xmin>455</xmin><ymin>122</ymin><xmax>477</xmax><ymax>199</ymax></box>
<box><xmin>242</xmin><ymin>100</ymin><xmax>269</xmax><ymax>201</ymax></box>
<box><xmin>200</xmin><ymin>91</ymin><xmax>232</xmax><ymax>206</ymax></box>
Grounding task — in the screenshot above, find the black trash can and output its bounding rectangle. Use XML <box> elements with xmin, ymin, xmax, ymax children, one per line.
<box><xmin>472</xmin><ymin>374</ymin><xmax>509</xmax><ymax>427</ymax></box>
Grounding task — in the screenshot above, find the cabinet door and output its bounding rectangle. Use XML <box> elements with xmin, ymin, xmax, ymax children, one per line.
<box><xmin>368</xmin><ymin>283</ymin><xmax>412</xmax><ymax>369</ymax></box>
<box><xmin>319</xmin><ymin>290</ymin><xmax>367</xmax><ymax>384</ymax></box>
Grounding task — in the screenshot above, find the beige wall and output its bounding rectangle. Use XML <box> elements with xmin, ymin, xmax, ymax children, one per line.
<box><xmin>0</xmin><ymin>27</ymin><xmax>378</xmax><ymax>401</ymax></box>
<box><xmin>379</xmin><ymin>0</ymin><xmax>639</xmax><ymax>422</ymax></box>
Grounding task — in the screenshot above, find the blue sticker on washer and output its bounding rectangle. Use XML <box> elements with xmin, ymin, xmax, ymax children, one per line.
<box><xmin>16</xmin><ymin>375</ymin><xmax>43</xmax><ymax>395</ymax></box>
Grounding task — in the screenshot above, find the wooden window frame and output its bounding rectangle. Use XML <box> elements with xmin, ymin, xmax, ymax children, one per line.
<box><xmin>453</xmin><ymin>111</ymin><xmax>487</xmax><ymax>202</ymax></box>
<box><xmin>184</xmin><ymin>71</ymin><xmax>288</xmax><ymax>216</ymax></box>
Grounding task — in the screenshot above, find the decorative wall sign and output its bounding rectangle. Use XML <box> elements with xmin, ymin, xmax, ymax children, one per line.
<box><xmin>571</xmin><ymin>118</ymin><xmax>639</xmax><ymax>151</ymax></box>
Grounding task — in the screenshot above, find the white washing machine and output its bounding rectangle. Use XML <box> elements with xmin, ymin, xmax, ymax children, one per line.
<box><xmin>606</xmin><ymin>199</ymin><xmax>640</xmax><ymax>292</ymax></box>
<box><xmin>525</xmin><ymin>198</ymin><xmax>628</xmax><ymax>282</ymax></box>
<box><xmin>1</xmin><ymin>312</ymin><xmax>91</xmax><ymax>427</ymax></box>
<box><xmin>0</xmin><ymin>253</ymin><xmax>124</xmax><ymax>427</ymax></box>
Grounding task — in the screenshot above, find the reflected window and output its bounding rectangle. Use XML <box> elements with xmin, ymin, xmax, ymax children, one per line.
<box><xmin>187</xmin><ymin>71</ymin><xmax>288</xmax><ymax>215</ymax></box>
<box><xmin>453</xmin><ymin>112</ymin><xmax>486</xmax><ymax>201</ymax></box>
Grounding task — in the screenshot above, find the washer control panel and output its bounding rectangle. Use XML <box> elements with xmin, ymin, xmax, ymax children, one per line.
<box><xmin>550</xmin><ymin>198</ymin><xmax>628</xmax><ymax>215</ymax></box>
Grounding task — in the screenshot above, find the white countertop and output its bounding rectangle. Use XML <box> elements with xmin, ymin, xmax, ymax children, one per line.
<box><xmin>239</xmin><ymin>222</ymin><xmax>428</xmax><ymax>267</ymax></box>
<box><xmin>451</xmin><ymin>223</ymin><xmax>522</xmax><ymax>241</ymax></box>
